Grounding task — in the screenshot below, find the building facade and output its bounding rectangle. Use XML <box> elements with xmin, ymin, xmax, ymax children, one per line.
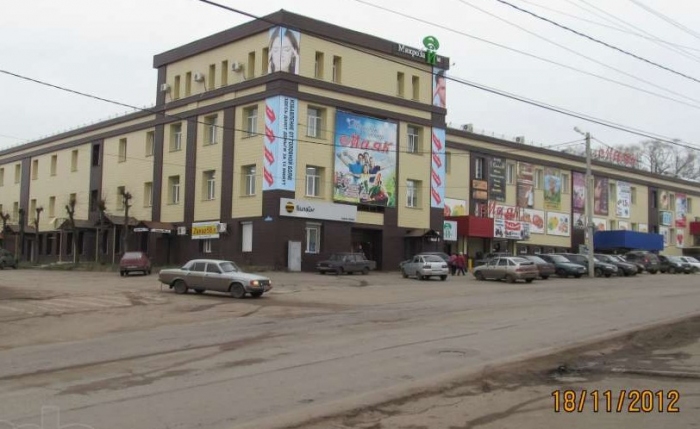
<box><xmin>1</xmin><ymin>10</ymin><xmax>699</xmax><ymax>270</ymax></box>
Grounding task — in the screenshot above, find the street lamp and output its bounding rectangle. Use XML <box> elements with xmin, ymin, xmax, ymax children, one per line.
<box><xmin>574</xmin><ymin>127</ymin><xmax>595</xmax><ymax>278</ymax></box>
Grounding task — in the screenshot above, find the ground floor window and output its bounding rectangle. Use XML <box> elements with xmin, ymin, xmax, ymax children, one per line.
<box><xmin>200</xmin><ymin>239</ymin><xmax>212</xmax><ymax>254</ymax></box>
<box><xmin>241</xmin><ymin>222</ymin><xmax>253</xmax><ymax>253</ymax></box>
<box><xmin>305</xmin><ymin>223</ymin><xmax>321</xmax><ymax>254</ymax></box>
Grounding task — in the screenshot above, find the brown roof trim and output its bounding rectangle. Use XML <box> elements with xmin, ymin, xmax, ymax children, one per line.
<box><xmin>153</xmin><ymin>10</ymin><xmax>450</xmax><ymax>69</ymax></box>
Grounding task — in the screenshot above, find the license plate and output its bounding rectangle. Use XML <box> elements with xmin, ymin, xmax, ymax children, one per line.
<box><xmin>128</xmin><ymin>266</ymin><xmax>137</xmax><ymax>269</ymax></box>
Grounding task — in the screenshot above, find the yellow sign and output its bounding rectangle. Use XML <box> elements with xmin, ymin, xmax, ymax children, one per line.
<box><xmin>191</xmin><ymin>222</ymin><xmax>219</xmax><ymax>239</ymax></box>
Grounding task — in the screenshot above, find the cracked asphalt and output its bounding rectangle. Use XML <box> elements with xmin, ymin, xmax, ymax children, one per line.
<box><xmin>0</xmin><ymin>269</ymin><xmax>699</xmax><ymax>429</ymax></box>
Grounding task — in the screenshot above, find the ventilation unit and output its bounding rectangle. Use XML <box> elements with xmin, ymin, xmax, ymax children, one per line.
<box><xmin>231</xmin><ymin>62</ymin><xmax>243</xmax><ymax>72</ymax></box>
<box><xmin>177</xmin><ymin>226</ymin><xmax>187</xmax><ymax>236</ymax></box>
<box><xmin>193</xmin><ymin>72</ymin><xmax>205</xmax><ymax>82</ymax></box>
<box><xmin>160</xmin><ymin>83</ymin><xmax>171</xmax><ymax>92</ymax></box>
<box><xmin>461</xmin><ymin>124</ymin><xmax>474</xmax><ymax>132</ymax></box>
<box><xmin>515</xmin><ymin>136</ymin><xmax>526</xmax><ymax>144</ymax></box>
<box><xmin>217</xmin><ymin>222</ymin><xmax>228</xmax><ymax>233</ymax></box>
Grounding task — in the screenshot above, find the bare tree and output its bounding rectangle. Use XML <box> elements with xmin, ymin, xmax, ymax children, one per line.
<box><xmin>636</xmin><ymin>140</ymin><xmax>699</xmax><ymax>180</ymax></box>
<box><xmin>65</xmin><ymin>196</ymin><xmax>79</xmax><ymax>265</ymax></box>
<box><xmin>0</xmin><ymin>211</ymin><xmax>9</xmax><ymax>250</ymax></box>
<box><xmin>121</xmin><ymin>189</ymin><xmax>132</xmax><ymax>254</ymax></box>
<box><xmin>33</xmin><ymin>206</ymin><xmax>43</xmax><ymax>264</ymax></box>
<box><xmin>96</xmin><ymin>197</ymin><xmax>107</xmax><ymax>263</ymax></box>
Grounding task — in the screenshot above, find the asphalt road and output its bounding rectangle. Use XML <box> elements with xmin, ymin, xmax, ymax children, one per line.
<box><xmin>0</xmin><ymin>269</ymin><xmax>699</xmax><ymax>429</ymax></box>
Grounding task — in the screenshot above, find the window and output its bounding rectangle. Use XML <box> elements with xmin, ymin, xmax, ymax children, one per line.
<box><xmin>244</xmin><ymin>165</ymin><xmax>256</xmax><ymax>196</ymax></box>
<box><xmin>609</xmin><ymin>183</ymin><xmax>616</xmax><ymax>204</ymax></box>
<box><xmin>411</xmin><ymin>75</ymin><xmax>420</xmax><ymax>100</ymax></box>
<box><xmin>144</xmin><ymin>182</ymin><xmax>153</xmax><ymax>207</ymax></box>
<box><xmin>117</xmin><ymin>186</ymin><xmax>125</xmax><ymax>210</ymax></box>
<box><xmin>307</xmin><ymin>107</ymin><xmax>323</xmax><ymax>138</ymax></box>
<box><xmin>445</xmin><ymin>152</ymin><xmax>452</xmax><ymax>174</ymax></box>
<box><xmin>632</xmin><ymin>223</ymin><xmax>638</xmax><ymax>231</ymax></box>
<box><xmin>201</xmin><ymin>239</ymin><xmax>212</xmax><ymax>254</ymax></box>
<box><xmin>70</xmin><ymin>150</ymin><xmax>79</xmax><ymax>172</ymax></box>
<box><xmin>406</xmin><ymin>180</ymin><xmax>418</xmax><ymax>208</ymax></box>
<box><xmin>0</xmin><ymin>168</ymin><xmax>4</xmax><ymax>186</ymax></box>
<box><xmin>12</xmin><ymin>202</ymin><xmax>18</xmax><ymax>222</ymax></box>
<box><xmin>90</xmin><ymin>189</ymin><xmax>98</xmax><ymax>212</ymax></box>
<box><xmin>174</xmin><ymin>75</ymin><xmax>181</xmax><ymax>99</ymax></box>
<box><xmin>507</xmin><ymin>163</ymin><xmax>515</xmax><ymax>185</ymax></box>
<box><xmin>244</xmin><ymin>106</ymin><xmax>258</xmax><ymax>137</ymax></box>
<box><xmin>15</xmin><ymin>163</ymin><xmax>21</xmax><ymax>183</ymax></box>
<box><xmin>208</xmin><ymin>64</ymin><xmax>215</xmax><ymax>90</ymax></box>
<box><xmin>32</xmin><ymin>159</ymin><xmax>38</xmax><ymax>180</ymax></box>
<box><xmin>407</xmin><ymin>126</ymin><xmax>420</xmax><ymax>153</ymax></box>
<box><xmin>242</xmin><ymin>222</ymin><xmax>253</xmax><ymax>253</ymax></box>
<box><xmin>396</xmin><ymin>72</ymin><xmax>405</xmax><ymax>97</ymax></box>
<box><xmin>651</xmin><ymin>190</ymin><xmax>658</xmax><ymax>209</ymax></box>
<box><xmin>170</xmin><ymin>123</ymin><xmax>182</xmax><ymax>151</ymax></box>
<box><xmin>29</xmin><ymin>199</ymin><xmax>37</xmax><ymax>222</ymax></box>
<box><xmin>475</xmin><ymin>158</ymin><xmax>484</xmax><ymax>180</ymax></box>
<box><xmin>688</xmin><ymin>197</ymin><xmax>693</xmax><ymax>213</ymax></box>
<box><xmin>203</xmin><ymin>170</ymin><xmax>216</xmax><ymax>200</ymax></box>
<box><xmin>332</xmin><ymin>56</ymin><xmax>342</xmax><ymax>83</ymax></box>
<box><xmin>118</xmin><ymin>138</ymin><xmax>127</xmax><ymax>162</ymax></box>
<box><xmin>314</xmin><ymin>52</ymin><xmax>324</xmax><ymax>78</ymax></box>
<box><xmin>306</xmin><ymin>166</ymin><xmax>321</xmax><ymax>197</ymax></box>
<box><xmin>562</xmin><ymin>174</ymin><xmax>570</xmax><ymax>194</ymax></box>
<box><xmin>169</xmin><ymin>176</ymin><xmax>180</xmax><ymax>204</ymax></box>
<box><xmin>204</xmin><ymin>115</ymin><xmax>217</xmax><ymax>145</ymax></box>
<box><xmin>221</xmin><ymin>60</ymin><xmax>228</xmax><ymax>86</ymax></box>
<box><xmin>185</xmin><ymin>72</ymin><xmax>192</xmax><ymax>97</ymax></box>
<box><xmin>535</xmin><ymin>169</ymin><xmax>544</xmax><ymax>189</ymax></box>
<box><xmin>261</xmin><ymin>48</ymin><xmax>269</xmax><ymax>74</ymax></box>
<box><xmin>305</xmin><ymin>223</ymin><xmax>321</xmax><ymax>254</ymax></box>
<box><xmin>69</xmin><ymin>193</ymin><xmax>77</xmax><ymax>206</ymax></box>
<box><xmin>247</xmin><ymin>51</ymin><xmax>256</xmax><ymax>79</ymax></box>
<box><xmin>609</xmin><ymin>220</ymin><xmax>617</xmax><ymax>230</ymax></box>
<box><xmin>146</xmin><ymin>131</ymin><xmax>154</xmax><ymax>157</ymax></box>
<box><xmin>206</xmin><ymin>263</ymin><xmax>220</xmax><ymax>273</ymax></box>
<box><xmin>631</xmin><ymin>187</ymin><xmax>637</xmax><ymax>205</ymax></box>
<box><xmin>92</xmin><ymin>143</ymin><xmax>100</xmax><ymax>166</ymax></box>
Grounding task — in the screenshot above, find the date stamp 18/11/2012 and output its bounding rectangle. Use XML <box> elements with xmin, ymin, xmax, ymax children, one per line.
<box><xmin>552</xmin><ymin>390</ymin><xmax>680</xmax><ymax>413</ymax></box>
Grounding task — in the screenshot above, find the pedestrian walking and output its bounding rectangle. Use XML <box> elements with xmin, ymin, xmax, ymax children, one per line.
<box><xmin>449</xmin><ymin>253</ymin><xmax>457</xmax><ymax>275</ymax></box>
<box><xmin>456</xmin><ymin>253</ymin><xmax>467</xmax><ymax>276</ymax></box>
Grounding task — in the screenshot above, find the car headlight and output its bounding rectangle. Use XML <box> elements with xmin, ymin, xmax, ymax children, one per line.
<box><xmin>250</xmin><ymin>280</ymin><xmax>259</xmax><ymax>286</ymax></box>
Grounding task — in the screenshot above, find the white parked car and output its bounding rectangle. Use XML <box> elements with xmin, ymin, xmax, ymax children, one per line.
<box><xmin>401</xmin><ymin>254</ymin><xmax>449</xmax><ymax>281</ymax></box>
<box><xmin>679</xmin><ymin>256</ymin><xmax>700</xmax><ymax>272</ymax></box>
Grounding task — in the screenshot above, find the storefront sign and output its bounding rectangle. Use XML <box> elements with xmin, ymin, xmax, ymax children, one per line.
<box><xmin>572</xmin><ymin>171</ymin><xmax>586</xmax><ymax>213</ymax></box>
<box><xmin>676</xmin><ymin>193</ymin><xmax>687</xmax><ymax>228</ymax></box>
<box><xmin>494</xmin><ymin>218</ymin><xmax>523</xmax><ymax>240</ymax></box>
<box><xmin>444</xmin><ymin>198</ymin><xmax>467</xmax><ymax>216</ymax></box>
<box><xmin>618</xmin><ymin>220</ymin><xmax>630</xmax><ymax>230</ymax></box>
<box><xmin>393</xmin><ymin>43</ymin><xmax>449</xmax><ymax>68</ymax></box>
<box><xmin>489</xmin><ymin>158</ymin><xmax>506</xmax><ymax>202</ymax></box>
<box><xmin>616</xmin><ymin>181</ymin><xmax>631</xmax><ymax>218</ymax></box>
<box><xmin>280</xmin><ymin>198</ymin><xmax>357</xmax><ymax>222</ymax></box>
<box><xmin>134</xmin><ymin>227</ymin><xmax>149</xmax><ymax>232</ymax></box>
<box><xmin>487</xmin><ymin>201</ymin><xmax>522</xmax><ymax>221</ymax></box>
<box><xmin>660</xmin><ymin>211</ymin><xmax>673</xmax><ymax>226</ymax></box>
<box><xmin>594</xmin><ymin>147</ymin><xmax>637</xmax><ymax>168</ymax></box>
<box><xmin>443</xmin><ymin>220</ymin><xmax>457</xmax><ymax>242</ymax></box>
<box><xmin>191</xmin><ymin>222</ymin><xmax>220</xmax><ymax>240</ymax></box>
<box><xmin>263</xmin><ymin>95</ymin><xmax>298</xmax><ymax>192</ymax></box>
<box><xmin>594</xmin><ymin>177</ymin><xmax>609</xmax><ymax>216</ymax></box>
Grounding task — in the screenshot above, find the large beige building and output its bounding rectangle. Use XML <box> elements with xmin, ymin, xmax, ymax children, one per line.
<box><xmin>1</xmin><ymin>10</ymin><xmax>698</xmax><ymax>270</ymax></box>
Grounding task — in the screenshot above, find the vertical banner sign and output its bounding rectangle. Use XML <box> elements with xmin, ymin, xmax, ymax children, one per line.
<box><xmin>333</xmin><ymin>111</ymin><xmax>397</xmax><ymax>207</ymax></box>
<box><xmin>676</xmin><ymin>193</ymin><xmax>687</xmax><ymax>228</ymax></box>
<box><xmin>543</xmin><ymin>168</ymin><xmax>562</xmax><ymax>211</ymax></box>
<box><xmin>432</xmin><ymin>67</ymin><xmax>446</xmax><ymax>108</ymax></box>
<box><xmin>572</xmin><ymin>171</ymin><xmax>586</xmax><ymax>213</ymax></box>
<box><xmin>659</xmin><ymin>190</ymin><xmax>670</xmax><ymax>211</ymax></box>
<box><xmin>594</xmin><ymin>177</ymin><xmax>609</xmax><ymax>216</ymax></box>
<box><xmin>263</xmin><ymin>96</ymin><xmax>298</xmax><ymax>191</ymax></box>
<box><xmin>516</xmin><ymin>162</ymin><xmax>534</xmax><ymax>209</ymax></box>
<box><xmin>431</xmin><ymin>128</ymin><xmax>446</xmax><ymax>208</ymax></box>
<box><xmin>489</xmin><ymin>158</ymin><xmax>506</xmax><ymax>202</ymax></box>
<box><xmin>268</xmin><ymin>27</ymin><xmax>300</xmax><ymax>74</ymax></box>
<box><xmin>616</xmin><ymin>181</ymin><xmax>631</xmax><ymax>218</ymax></box>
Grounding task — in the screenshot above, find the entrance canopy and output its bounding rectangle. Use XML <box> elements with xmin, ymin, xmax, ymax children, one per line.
<box><xmin>594</xmin><ymin>230</ymin><xmax>663</xmax><ymax>251</ymax></box>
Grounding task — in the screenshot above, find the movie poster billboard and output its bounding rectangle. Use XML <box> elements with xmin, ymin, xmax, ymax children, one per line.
<box><xmin>572</xmin><ymin>171</ymin><xmax>585</xmax><ymax>213</ymax></box>
<box><xmin>573</xmin><ymin>212</ymin><xmax>586</xmax><ymax>230</ymax></box>
<box><xmin>616</xmin><ymin>181</ymin><xmax>631</xmax><ymax>219</ymax></box>
<box><xmin>268</xmin><ymin>27</ymin><xmax>300</xmax><ymax>74</ymax></box>
<box><xmin>263</xmin><ymin>96</ymin><xmax>298</xmax><ymax>191</ymax></box>
<box><xmin>431</xmin><ymin>128</ymin><xmax>446</xmax><ymax>209</ymax></box>
<box><xmin>543</xmin><ymin>168</ymin><xmax>562</xmax><ymax>211</ymax></box>
<box><xmin>594</xmin><ymin>177</ymin><xmax>609</xmax><ymax>216</ymax></box>
<box><xmin>516</xmin><ymin>162</ymin><xmax>534</xmax><ymax>208</ymax></box>
<box><xmin>489</xmin><ymin>157</ymin><xmax>506</xmax><ymax>202</ymax></box>
<box><xmin>676</xmin><ymin>193</ymin><xmax>687</xmax><ymax>228</ymax></box>
<box><xmin>444</xmin><ymin>198</ymin><xmax>467</xmax><ymax>217</ymax></box>
<box><xmin>432</xmin><ymin>68</ymin><xmax>446</xmax><ymax>108</ymax></box>
<box><xmin>333</xmin><ymin>111</ymin><xmax>397</xmax><ymax>207</ymax></box>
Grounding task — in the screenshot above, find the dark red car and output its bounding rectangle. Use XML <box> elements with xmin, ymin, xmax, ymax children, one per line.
<box><xmin>520</xmin><ymin>255</ymin><xmax>556</xmax><ymax>280</ymax></box>
<box><xmin>119</xmin><ymin>251</ymin><xmax>152</xmax><ymax>276</ymax></box>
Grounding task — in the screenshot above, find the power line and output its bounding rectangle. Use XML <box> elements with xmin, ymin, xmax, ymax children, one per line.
<box><xmin>627</xmin><ymin>0</ymin><xmax>700</xmax><ymax>43</ymax></box>
<box><xmin>494</xmin><ymin>0</ymin><xmax>700</xmax><ymax>84</ymax></box>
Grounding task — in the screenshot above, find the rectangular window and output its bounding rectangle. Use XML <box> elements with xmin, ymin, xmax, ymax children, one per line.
<box><xmin>12</xmin><ymin>202</ymin><xmax>19</xmax><ymax>222</ymax></box>
<box><xmin>169</xmin><ymin>176</ymin><xmax>180</xmax><ymax>205</ymax></box>
<box><xmin>146</xmin><ymin>131</ymin><xmax>155</xmax><ymax>157</ymax></box>
<box><xmin>651</xmin><ymin>190</ymin><xmax>658</xmax><ymax>209</ymax></box>
<box><xmin>305</xmin><ymin>223</ymin><xmax>321</xmax><ymax>254</ymax></box>
<box><xmin>688</xmin><ymin>197</ymin><xmax>693</xmax><ymax>213</ymax></box>
<box><xmin>15</xmin><ymin>163</ymin><xmax>21</xmax><ymax>183</ymax></box>
<box><xmin>506</xmin><ymin>163</ymin><xmax>515</xmax><ymax>185</ymax></box>
<box><xmin>631</xmin><ymin>187</ymin><xmax>637</xmax><ymax>205</ymax></box>
<box><xmin>66</xmin><ymin>232</ymin><xmax>74</xmax><ymax>255</ymax></box>
<box><xmin>535</xmin><ymin>169</ymin><xmax>544</xmax><ymax>189</ymax></box>
<box><xmin>407</xmin><ymin>125</ymin><xmax>420</xmax><ymax>153</ymax></box>
<box><xmin>202</xmin><ymin>239</ymin><xmax>212</xmax><ymax>254</ymax></box>
<box><xmin>0</xmin><ymin>168</ymin><xmax>4</xmax><ymax>186</ymax></box>
<box><xmin>185</xmin><ymin>72</ymin><xmax>192</xmax><ymax>97</ymax></box>
<box><xmin>396</xmin><ymin>72</ymin><xmax>405</xmax><ymax>97</ymax></box>
<box><xmin>144</xmin><ymin>182</ymin><xmax>153</xmax><ymax>207</ymax></box>
<box><xmin>411</xmin><ymin>75</ymin><xmax>420</xmax><ymax>100</ymax></box>
<box><xmin>118</xmin><ymin>138</ymin><xmax>127</xmax><ymax>162</ymax></box>
<box><xmin>314</xmin><ymin>51</ymin><xmax>324</xmax><ymax>78</ymax></box>
<box><xmin>244</xmin><ymin>165</ymin><xmax>256</xmax><ymax>196</ymax></box>
<box><xmin>69</xmin><ymin>193</ymin><xmax>77</xmax><ymax>207</ymax></box>
<box><xmin>173</xmin><ymin>75</ymin><xmax>181</xmax><ymax>99</ymax></box>
<box><xmin>562</xmin><ymin>174</ymin><xmax>570</xmax><ymax>194</ymax></box>
<box><xmin>92</xmin><ymin>143</ymin><xmax>100</xmax><ymax>166</ymax></box>
<box><xmin>244</xmin><ymin>106</ymin><xmax>258</xmax><ymax>137</ymax></box>
<box><xmin>242</xmin><ymin>222</ymin><xmax>253</xmax><ymax>253</ymax></box>
<box><xmin>307</xmin><ymin>107</ymin><xmax>323</xmax><ymax>138</ymax></box>
<box><xmin>50</xmin><ymin>155</ymin><xmax>57</xmax><ymax>176</ymax></box>
<box><xmin>406</xmin><ymin>180</ymin><xmax>418</xmax><ymax>208</ymax></box>
<box><xmin>170</xmin><ymin>123</ymin><xmax>182</xmax><ymax>151</ymax></box>
<box><xmin>116</xmin><ymin>186</ymin><xmax>125</xmax><ymax>210</ymax></box>
<box><xmin>306</xmin><ymin>166</ymin><xmax>321</xmax><ymax>197</ymax></box>
<box><xmin>49</xmin><ymin>196</ymin><xmax>55</xmax><ymax>217</ymax></box>
<box><xmin>475</xmin><ymin>158</ymin><xmax>484</xmax><ymax>180</ymax></box>
<box><xmin>204</xmin><ymin>115</ymin><xmax>217</xmax><ymax>145</ymax></box>
<box><xmin>29</xmin><ymin>199</ymin><xmax>37</xmax><ymax>223</ymax></box>
<box><xmin>32</xmin><ymin>159</ymin><xmax>38</xmax><ymax>180</ymax></box>
<box><xmin>90</xmin><ymin>189</ymin><xmax>98</xmax><ymax>212</ymax></box>
<box><xmin>632</xmin><ymin>222</ymin><xmax>638</xmax><ymax>231</ymax></box>
<box><xmin>609</xmin><ymin>183</ymin><xmax>616</xmax><ymax>204</ymax></box>
<box><xmin>261</xmin><ymin>48</ymin><xmax>269</xmax><ymax>74</ymax></box>
<box><xmin>332</xmin><ymin>56</ymin><xmax>342</xmax><ymax>83</ymax></box>
<box><xmin>445</xmin><ymin>152</ymin><xmax>452</xmax><ymax>174</ymax></box>
<box><xmin>208</xmin><ymin>64</ymin><xmax>216</xmax><ymax>90</ymax></box>
<box><xmin>203</xmin><ymin>170</ymin><xmax>216</xmax><ymax>200</ymax></box>
<box><xmin>247</xmin><ymin>51</ymin><xmax>256</xmax><ymax>79</ymax></box>
<box><xmin>221</xmin><ymin>60</ymin><xmax>228</xmax><ymax>86</ymax></box>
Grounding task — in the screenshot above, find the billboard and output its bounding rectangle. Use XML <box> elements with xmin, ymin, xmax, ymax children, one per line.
<box><xmin>594</xmin><ymin>177</ymin><xmax>609</xmax><ymax>216</ymax></box>
<box><xmin>543</xmin><ymin>168</ymin><xmax>562</xmax><ymax>211</ymax></box>
<box><xmin>572</xmin><ymin>171</ymin><xmax>585</xmax><ymax>213</ymax></box>
<box><xmin>333</xmin><ymin>111</ymin><xmax>397</xmax><ymax>207</ymax></box>
<box><xmin>659</xmin><ymin>190</ymin><xmax>670</xmax><ymax>211</ymax></box>
<box><xmin>431</xmin><ymin>128</ymin><xmax>446</xmax><ymax>208</ymax></box>
<box><xmin>522</xmin><ymin>208</ymin><xmax>545</xmax><ymax>234</ymax></box>
<box><xmin>516</xmin><ymin>162</ymin><xmax>534</xmax><ymax>208</ymax></box>
<box><xmin>268</xmin><ymin>27</ymin><xmax>300</xmax><ymax>74</ymax></box>
<box><xmin>432</xmin><ymin>68</ymin><xmax>446</xmax><ymax>108</ymax></box>
<box><xmin>676</xmin><ymin>193</ymin><xmax>687</xmax><ymax>228</ymax></box>
<box><xmin>616</xmin><ymin>181</ymin><xmax>631</xmax><ymax>218</ymax></box>
<box><xmin>546</xmin><ymin>212</ymin><xmax>571</xmax><ymax>237</ymax></box>
<box><xmin>444</xmin><ymin>198</ymin><xmax>467</xmax><ymax>217</ymax></box>
<box><xmin>263</xmin><ymin>96</ymin><xmax>298</xmax><ymax>191</ymax></box>
<box><xmin>489</xmin><ymin>157</ymin><xmax>506</xmax><ymax>202</ymax></box>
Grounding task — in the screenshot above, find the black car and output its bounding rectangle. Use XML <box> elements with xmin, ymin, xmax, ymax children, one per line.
<box><xmin>658</xmin><ymin>255</ymin><xmax>693</xmax><ymax>274</ymax></box>
<box><xmin>624</xmin><ymin>251</ymin><xmax>660</xmax><ymax>274</ymax></box>
<box><xmin>613</xmin><ymin>255</ymin><xmax>645</xmax><ymax>273</ymax></box>
<box><xmin>538</xmin><ymin>254</ymin><xmax>587</xmax><ymax>278</ymax></box>
<box><xmin>594</xmin><ymin>254</ymin><xmax>637</xmax><ymax>276</ymax></box>
<box><xmin>552</xmin><ymin>253</ymin><xmax>618</xmax><ymax>278</ymax></box>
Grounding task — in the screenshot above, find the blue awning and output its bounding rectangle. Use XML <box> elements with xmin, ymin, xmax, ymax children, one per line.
<box><xmin>594</xmin><ymin>230</ymin><xmax>663</xmax><ymax>251</ymax></box>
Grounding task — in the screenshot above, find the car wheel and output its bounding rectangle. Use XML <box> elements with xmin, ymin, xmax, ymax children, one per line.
<box><xmin>574</xmin><ymin>274</ymin><xmax>582</xmax><ymax>278</ymax></box>
<box><xmin>594</xmin><ymin>268</ymin><xmax>603</xmax><ymax>277</ymax></box>
<box><xmin>230</xmin><ymin>283</ymin><xmax>246</xmax><ymax>299</ymax></box>
<box><xmin>669</xmin><ymin>267</ymin><xmax>675</xmax><ymax>274</ymax></box>
<box><xmin>319</xmin><ymin>271</ymin><xmax>326</xmax><ymax>275</ymax></box>
<box><xmin>250</xmin><ymin>291</ymin><xmax>263</xmax><ymax>298</ymax></box>
<box><xmin>120</xmin><ymin>271</ymin><xmax>126</xmax><ymax>277</ymax></box>
<box><xmin>525</xmin><ymin>278</ymin><xmax>534</xmax><ymax>283</ymax></box>
<box><xmin>440</xmin><ymin>275</ymin><xmax>447</xmax><ymax>281</ymax></box>
<box><xmin>541</xmin><ymin>275</ymin><xmax>549</xmax><ymax>280</ymax></box>
<box><xmin>474</xmin><ymin>272</ymin><xmax>484</xmax><ymax>281</ymax></box>
<box><xmin>556</xmin><ymin>269</ymin><xmax>567</xmax><ymax>278</ymax></box>
<box><xmin>604</xmin><ymin>273</ymin><xmax>612</xmax><ymax>278</ymax></box>
<box><xmin>402</xmin><ymin>270</ymin><xmax>408</xmax><ymax>279</ymax></box>
<box><xmin>362</xmin><ymin>267</ymin><xmax>369</xmax><ymax>275</ymax></box>
<box><xmin>649</xmin><ymin>270</ymin><xmax>658</xmax><ymax>274</ymax></box>
<box><xmin>147</xmin><ymin>269</ymin><xmax>152</xmax><ymax>275</ymax></box>
<box><xmin>0</xmin><ymin>261</ymin><xmax>4</xmax><ymax>270</ymax></box>
<box><xmin>336</xmin><ymin>267</ymin><xmax>344</xmax><ymax>276</ymax></box>
<box><xmin>506</xmin><ymin>274</ymin><xmax>516</xmax><ymax>283</ymax></box>
<box><xmin>173</xmin><ymin>280</ymin><xmax>188</xmax><ymax>295</ymax></box>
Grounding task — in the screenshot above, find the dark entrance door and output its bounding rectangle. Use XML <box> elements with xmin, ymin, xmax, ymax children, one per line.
<box><xmin>351</xmin><ymin>228</ymin><xmax>383</xmax><ymax>270</ymax></box>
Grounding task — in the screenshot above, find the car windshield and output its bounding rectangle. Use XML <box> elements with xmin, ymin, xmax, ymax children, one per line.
<box><xmin>684</xmin><ymin>257</ymin><xmax>699</xmax><ymax>263</ymax></box>
<box><xmin>549</xmin><ymin>255</ymin><xmax>569</xmax><ymax>263</ymax></box>
<box><xmin>423</xmin><ymin>255</ymin><xmax>444</xmax><ymax>262</ymax></box>
<box><xmin>511</xmin><ymin>258</ymin><xmax>532</xmax><ymax>264</ymax></box>
<box><xmin>524</xmin><ymin>255</ymin><xmax>547</xmax><ymax>264</ymax></box>
<box><xmin>220</xmin><ymin>261</ymin><xmax>240</xmax><ymax>272</ymax></box>
<box><xmin>667</xmin><ymin>256</ymin><xmax>683</xmax><ymax>263</ymax></box>
<box><xmin>594</xmin><ymin>255</ymin><xmax>610</xmax><ymax>262</ymax></box>
<box><xmin>123</xmin><ymin>252</ymin><xmax>143</xmax><ymax>259</ymax></box>
<box><xmin>329</xmin><ymin>254</ymin><xmax>344</xmax><ymax>261</ymax></box>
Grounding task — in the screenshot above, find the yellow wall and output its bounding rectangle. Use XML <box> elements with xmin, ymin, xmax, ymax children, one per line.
<box><xmin>193</xmin><ymin>110</ymin><xmax>223</xmax><ymax>221</ymax></box>
<box><xmin>160</xmin><ymin>121</ymin><xmax>188</xmax><ymax>223</ymax></box>
<box><xmin>0</xmin><ymin>161</ymin><xmax>21</xmax><ymax>223</ymax></box>
<box><xmin>295</xmin><ymin>101</ymin><xmax>335</xmax><ymax>201</ymax></box>
<box><xmin>102</xmin><ymin>130</ymin><xmax>155</xmax><ymax>221</ymax></box>
<box><xmin>232</xmin><ymin>103</ymin><xmax>263</xmax><ymax>218</ymax></box>
<box><xmin>445</xmin><ymin>148</ymin><xmax>469</xmax><ymax>202</ymax></box>
<box><xmin>397</xmin><ymin>122</ymin><xmax>430</xmax><ymax>229</ymax></box>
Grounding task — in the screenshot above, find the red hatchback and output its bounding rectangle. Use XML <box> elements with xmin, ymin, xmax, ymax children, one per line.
<box><xmin>119</xmin><ymin>251</ymin><xmax>152</xmax><ymax>276</ymax></box>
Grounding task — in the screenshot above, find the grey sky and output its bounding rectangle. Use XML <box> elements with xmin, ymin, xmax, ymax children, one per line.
<box><xmin>2</xmin><ymin>0</ymin><xmax>700</xmax><ymax>154</ymax></box>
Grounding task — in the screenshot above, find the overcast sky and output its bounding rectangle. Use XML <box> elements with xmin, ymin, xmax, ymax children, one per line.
<box><xmin>2</xmin><ymin>0</ymin><xmax>700</xmax><ymax>154</ymax></box>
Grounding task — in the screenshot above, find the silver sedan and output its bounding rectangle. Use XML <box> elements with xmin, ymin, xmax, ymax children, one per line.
<box><xmin>158</xmin><ymin>259</ymin><xmax>272</xmax><ymax>298</ymax></box>
<box><xmin>401</xmin><ymin>255</ymin><xmax>450</xmax><ymax>281</ymax></box>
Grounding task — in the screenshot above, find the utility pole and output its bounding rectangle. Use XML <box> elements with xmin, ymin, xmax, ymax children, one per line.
<box><xmin>575</xmin><ymin>127</ymin><xmax>596</xmax><ymax>278</ymax></box>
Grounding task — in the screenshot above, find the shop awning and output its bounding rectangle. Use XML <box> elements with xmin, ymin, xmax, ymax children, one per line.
<box><xmin>445</xmin><ymin>216</ymin><xmax>494</xmax><ymax>238</ymax></box>
<box><xmin>405</xmin><ymin>229</ymin><xmax>441</xmax><ymax>238</ymax></box>
<box><xmin>594</xmin><ymin>230</ymin><xmax>663</xmax><ymax>251</ymax></box>
<box><xmin>134</xmin><ymin>220</ymin><xmax>175</xmax><ymax>234</ymax></box>
<box><xmin>102</xmin><ymin>214</ymin><xmax>140</xmax><ymax>227</ymax></box>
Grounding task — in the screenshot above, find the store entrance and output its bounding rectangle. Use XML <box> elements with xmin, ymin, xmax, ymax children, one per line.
<box><xmin>351</xmin><ymin>228</ymin><xmax>383</xmax><ymax>270</ymax></box>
